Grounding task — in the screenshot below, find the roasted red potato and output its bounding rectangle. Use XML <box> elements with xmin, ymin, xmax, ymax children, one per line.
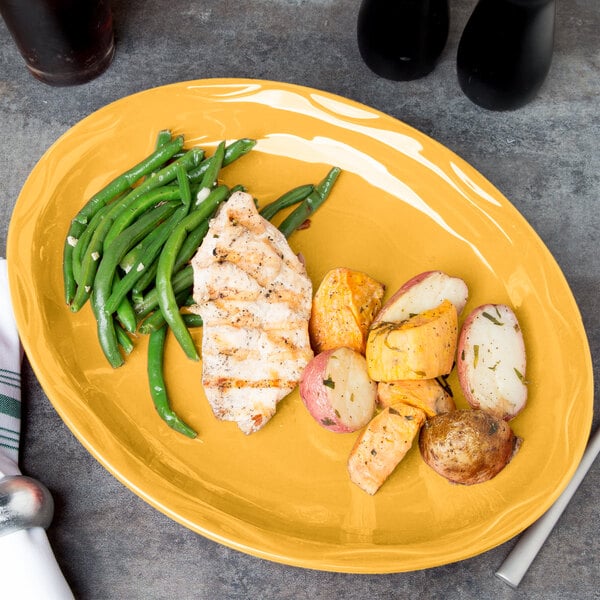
<box><xmin>372</xmin><ymin>270</ymin><xmax>468</xmax><ymax>327</ymax></box>
<box><xmin>419</xmin><ymin>409</ymin><xmax>520</xmax><ymax>485</ymax></box>
<box><xmin>299</xmin><ymin>347</ymin><xmax>377</xmax><ymax>433</ymax></box>
<box><xmin>457</xmin><ymin>304</ymin><xmax>527</xmax><ymax>420</ymax></box>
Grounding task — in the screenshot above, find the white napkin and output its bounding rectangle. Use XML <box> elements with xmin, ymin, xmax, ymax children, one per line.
<box><xmin>0</xmin><ymin>258</ymin><xmax>74</xmax><ymax>599</ymax></box>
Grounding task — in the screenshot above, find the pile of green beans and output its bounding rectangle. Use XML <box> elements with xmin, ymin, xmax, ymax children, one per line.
<box><xmin>62</xmin><ymin>130</ymin><xmax>341</xmax><ymax>438</ymax></box>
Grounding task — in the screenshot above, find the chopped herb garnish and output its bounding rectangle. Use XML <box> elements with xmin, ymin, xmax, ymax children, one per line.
<box><xmin>482</xmin><ymin>311</ymin><xmax>504</xmax><ymax>326</ymax></box>
<box><xmin>323</xmin><ymin>376</ymin><xmax>335</xmax><ymax>389</ymax></box>
<box><xmin>321</xmin><ymin>417</ymin><xmax>335</xmax><ymax>426</ymax></box>
<box><xmin>473</xmin><ymin>344</ymin><xmax>480</xmax><ymax>368</ymax></box>
<box><xmin>514</xmin><ymin>368</ymin><xmax>527</xmax><ymax>384</ymax></box>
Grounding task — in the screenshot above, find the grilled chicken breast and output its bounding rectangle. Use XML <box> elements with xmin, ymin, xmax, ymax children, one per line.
<box><xmin>191</xmin><ymin>191</ymin><xmax>313</xmax><ymax>434</ymax></box>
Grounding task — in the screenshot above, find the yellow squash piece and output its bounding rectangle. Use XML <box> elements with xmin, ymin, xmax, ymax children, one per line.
<box><xmin>366</xmin><ymin>299</ymin><xmax>458</xmax><ymax>381</ymax></box>
<box><xmin>348</xmin><ymin>404</ymin><xmax>426</xmax><ymax>495</ymax></box>
<box><xmin>310</xmin><ymin>267</ymin><xmax>385</xmax><ymax>354</ymax></box>
<box><xmin>377</xmin><ymin>379</ymin><xmax>455</xmax><ymax>417</ymax></box>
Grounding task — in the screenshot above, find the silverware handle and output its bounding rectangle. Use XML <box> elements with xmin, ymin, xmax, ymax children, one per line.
<box><xmin>495</xmin><ymin>426</ymin><xmax>600</xmax><ymax>587</ymax></box>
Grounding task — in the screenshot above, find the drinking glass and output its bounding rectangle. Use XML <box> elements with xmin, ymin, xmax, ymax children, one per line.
<box><xmin>0</xmin><ymin>0</ymin><xmax>115</xmax><ymax>86</ymax></box>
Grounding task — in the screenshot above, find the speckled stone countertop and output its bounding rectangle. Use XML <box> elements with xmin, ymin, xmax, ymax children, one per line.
<box><xmin>1</xmin><ymin>1</ymin><xmax>598</xmax><ymax>598</ymax></box>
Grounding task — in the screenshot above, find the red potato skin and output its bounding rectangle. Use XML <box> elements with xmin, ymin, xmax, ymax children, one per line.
<box><xmin>457</xmin><ymin>304</ymin><xmax>527</xmax><ymax>421</ymax></box>
<box><xmin>372</xmin><ymin>270</ymin><xmax>469</xmax><ymax>326</ymax></box>
<box><xmin>299</xmin><ymin>350</ymin><xmax>339</xmax><ymax>429</ymax></box>
<box><xmin>299</xmin><ymin>348</ymin><xmax>375</xmax><ymax>433</ymax></box>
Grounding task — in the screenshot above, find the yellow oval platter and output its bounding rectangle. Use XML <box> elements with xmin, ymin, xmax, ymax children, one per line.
<box><xmin>7</xmin><ymin>79</ymin><xmax>593</xmax><ymax>573</ymax></box>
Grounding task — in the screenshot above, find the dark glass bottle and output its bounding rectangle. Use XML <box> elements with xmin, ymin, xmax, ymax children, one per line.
<box><xmin>357</xmin><ymin>0</ymin><xmax>450</xmax><ymax>81</ymax></box>
<box><xmin>457</xmin><ymin>0</ymin><xmax>556</xmax><ymax>110</ymax></box>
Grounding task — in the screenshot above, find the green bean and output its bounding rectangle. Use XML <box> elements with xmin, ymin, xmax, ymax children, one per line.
<box><xmin>192</xmin><ymin>142</ymin><xmax>225</xmax><ymax>207</ymax></box>
<box><xmin>131</xmin><ymin>260</ymin><xmax>159</xmax><ymax>304</ymax></box>
<box><xmin>138</xmin><ymin>308</ymin><xmax>169</xmax><ymax>335</ymax></box>
<box><xmin>187</xmin><ymin>138</ymin><xmax>256</xmax><ymax>183</ymax></box>
<box><xmin>72</xmin><ymin>202</ymin><xmax>114</xmax><ymax>284</ymax></box>
<box><xmin>63</xmin><ymin>135</ymin><xmax>185</xmax><ymax>304</ymax></box>
<box><xmin>109</xmin><ymin>185</ymin><xmax>182</xmax><ymax>253</ymax></box>
<box><xmin>155</xmin><ymin>186</ymin><xmax>229</xmax><ymax>360</ymax></box>
<box><xmin>154</xmin><ymin>129</ymin><xmax>173</xmax><ymax>150</ymax></box>
<box><xmin>172</xmin><ymin>184</ymin><xmax>231</xmax><ymax>272</ymax></box>
<box><xmin>135</xmin><ymin>257</ymin><xmax>192</xmax><ymax>318</ymax></box>
<box><xmin>182</xmin><ymin>313</ymin><xmax>203</xmax><ymax>328</ymax></box>
<box><xmin>175</xmin><ymin>163</ymin><xmax>192</xmax><ymax>211</ymax></box>
<box><xmin>116</xmin><ymin>296</ymin><xmax>137</xmax><ymax>333</ymax></box>
<box><xmin>119</xmin><ymin>197</ymin><xmax>185</xmax><ymax>274</ymax></box>
<box><xmin>92</xmin><ymin>202</ymin><xmax>179</xmax><ymax>367</ymax></box>
<box><xmin>132</xmin><ymin>181</ymin><xmax>229</xmax><ymax>315</ymax></box>
<box><xmin>278</xmin><ymin>167</ymin><xmax>341</xmax><ymax>238</ymax></box>
<box><xmin>315</xmin><ymin>165</ymin><xmax>342</xmax><ymax>198</ymax></box>
<box><xmin>71</xmin><ymin>150</ymin><xmax>203</xmax><ymax>312</ymax></box>
<box><xmin>120</xmin><ymin>177</ymin><xmax>204</xmax><ymax>280</ymax></box>
<box><xmin>147</xmin><ymin>325</ymin><xmax>197</xmax><ymax>438</ymax></box>
<box><xmin>114</xmin><ymin>273</ymin><xmax>138</xmax><ymax>333</ymax></box>
<box><xmin>259</xmin><ymin>184</ymin><xmax>314</xmax><ymax>221</ymax></box>
<box><xmin>173</xmin><ymin>222</ymin><xmax>209</xmax><ymax>273</ymax></box>
<box><xmin>115</xmin><ymin>323</ymin><xmax>134</xmax><ymax>355</ymax></box>
<box><xmin>103</xmin><ymin>183</ymin><xmax>184</xmax><ymax>250</ymax></box>
<box><xmin>100</xmin><ymin>145</ymin><xmax>203</xmax><ymax>250</ymax></box>
<box><xmin>105</xmin><ymin>205</ymin><xmax>190</xmax><ymax>314</ymax></box>
<box><xmin>71</xmin><ymin>186</ymin><xmax>181</xmax><ymax>312</ymax></box>
<box><xmin>138</xmin><ymin>294</ymin><xmax>196</xmax><ymax>335</ymax></box>
<box><xmin>91</xmin><ymin>299</ymin><xmax>123</xmax><ymax>368</ymax></box>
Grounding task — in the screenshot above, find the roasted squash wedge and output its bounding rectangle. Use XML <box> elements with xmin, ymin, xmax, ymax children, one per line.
<box><xmin>309</xmin><ymin>267</ymin><xmax>385</xmax><ymax>354</ymax></box>
<box><xmin>377</xmin><ymin>379</ymin><xmax>455</xmax><ymax>417</ymax></box>
<box><xmin>366</xmin><ymin>299</ymin><xmax>458</xmax><ymax>381</ymax></box>
<box><xmin>348</xmin><ymin>403</ymin><xmax>426</xmax><ymax>494</ymax></box>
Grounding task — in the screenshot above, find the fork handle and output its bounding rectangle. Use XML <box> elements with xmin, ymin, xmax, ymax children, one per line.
<box><xmin>496</xmin><ymin>426</ymin><xmax>600</xmax><ymax>587</ymax></box>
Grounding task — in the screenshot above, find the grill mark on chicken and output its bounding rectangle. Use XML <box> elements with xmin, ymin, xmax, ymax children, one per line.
<box><xmin>191</xmin><ymin>191</ymin><xmax>313</xmax><ymax>434</ymax></box>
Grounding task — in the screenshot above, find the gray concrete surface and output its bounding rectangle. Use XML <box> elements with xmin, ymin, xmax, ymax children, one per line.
<box><xmin>1</xmin><ymin>0</ymin><xmax>598</xmax><ymax>598</ymax></box>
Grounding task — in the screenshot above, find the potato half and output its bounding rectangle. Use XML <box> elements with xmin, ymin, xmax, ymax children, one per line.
<box><xmin>457</xmin><ymin>304</ymin><xmax>527</xmax><ymax>420</ymax></box>
<box><xmin>372</xmin><ymin>270</ymin><xmax>469</xmax><ymax>326</ymax></box>
<box><xmin>419</xmin><ymin>409</ymin><xmax>520</xmax><ymax>485</ymax></box>
<box><xmin>366</xmin><ymin>299</ymin><xmax>458</xmax><ymax>381</ymax></box>
<box><xmin>299</xmin><ymin>347</ymin><xmax>377</xmax><ymax>433</ymax></box>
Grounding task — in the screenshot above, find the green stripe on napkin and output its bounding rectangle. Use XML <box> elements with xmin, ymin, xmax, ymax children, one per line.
<box><xmin>0</xmin><ymin>393</ymin><xmax>20</xmax><ymax>419</ymax></box>
<box><xmin>0</xmin><ymin>368</ymin><xmax>21</xmax><ymax>389</ymax></box>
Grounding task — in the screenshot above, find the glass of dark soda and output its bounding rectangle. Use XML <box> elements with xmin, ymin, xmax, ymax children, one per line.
<box><xmin>0</xmin><ymin>0</ymin><xmax>114</xmax><ymax>86</ymax></box>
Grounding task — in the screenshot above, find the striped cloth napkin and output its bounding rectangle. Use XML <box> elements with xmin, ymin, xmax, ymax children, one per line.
<box><xmin>0</xmin><ymin>258</ymin><xmax>74</xmax><ymax>599</ymax></box>
<box><xmin>0</xmin><ymin>259</ymin><xmax>21</xmax><ymax>471</ymax></box>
